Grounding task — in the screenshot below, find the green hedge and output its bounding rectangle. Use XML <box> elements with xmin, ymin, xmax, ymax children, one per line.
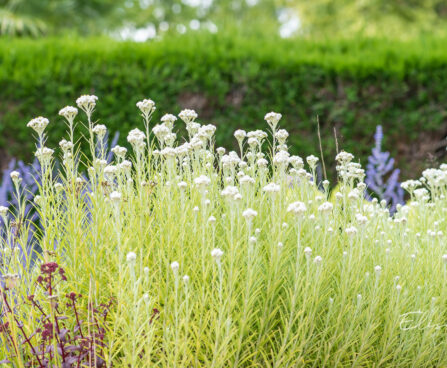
<box><xmin>1</xmin><ymin>34</ymin><xmax>447</xmax><ymax>178</ymax></box>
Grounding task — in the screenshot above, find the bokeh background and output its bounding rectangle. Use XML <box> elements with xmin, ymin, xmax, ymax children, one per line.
<box><xmin>1</xmin><ymin>0</ymin><xmax>447</xmax><ymax>182</ymax></box>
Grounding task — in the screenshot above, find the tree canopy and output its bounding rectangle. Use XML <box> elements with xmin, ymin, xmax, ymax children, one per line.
<box><xmin>0</xmin><ymin>0</ymin><xmax>446</xmax><ymax>38</ymax></box>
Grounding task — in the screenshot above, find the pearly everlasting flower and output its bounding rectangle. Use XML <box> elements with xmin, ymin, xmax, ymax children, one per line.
<box><xmin>183</xmin><ymin>275</ymin><xmax>190</xmax><ymax>283</ymax></box>
<box><xmin>161</xmin><ymin>114</ymin><xmax>177</xmax><ymax>129</ymax></box>
<box><xmin>178</xmin><ymin>181</ymin><xmax>187</xmax><ymax>191</ymax></box>
<box><xmin>306</xmin><ymin>155</ymin><xmax>319</xmax><ymax>169</ymax></box>
<box><xmin>273</xmin><ymin>151</ymin><xmax>290</xmax><ymax>166</ymax></box>
<box><xmin>257</xmin><ymin>158</ymin><xmax>268</xmax><ymax>168</ymax></box>
<box><xmin>247</xmin><ymin>137</ymin><xmax>259</xmax><ymax>148</ymax></box>
<box><xmin>35</xmin><ymin>147</ymin><xmax>54</xmax><ymax>162</ymax></box>
<box><xmin>242</xmin><ymin>208</ymin><xmax>258</xmax><ymax>222</ymax></box>
<box><xmin>208</xmin><ymin>215</ymin><xmax>216</xmax><ymax>224</ymax></box>
<box><xmin>239</xmin><ymin>175</ymin><xmax>255</xmax><ymax>186</ymax></box>
<box><xmin>335</xmin><ymin>151</ymin><xmax>354</xmax><ymax>164</ymax></box>
<box><xmin>92</xmin><ymin>124</ymin><xmax>107</xmax><ymax>139</ymax></box>
<box><xmin>413</xmin><ymin>188</ymin><xmax>429</xmax><ymax>202</ymax></box>
<box><xmin>194</xmin><ymin>175</ymin><xmax>211</xmax><ymax>190</ymax></box>
<box><xmin>304</xmin><ymin>247</ymin><xmax>312</xmax><ymax>259</ymax></box>
<box><xmin>275</xmin><ymin>129</ymin><xmax>289</xmax><ymax>144</ymax></box>
<box><xmin>160</xmin><ymin>147</ymin><xmax>177</xmax><ymax>158</ymax></box>
<box><xmin>216</xmin><ymin>147</ymin><xmax>226</xmax><ymax>156</ymax></box>
<box><xmin>401</xmin><ymin>179</ymin><xmax>421</xmax><ymax>194</ymax></box>
<box><xmin>112</xmin><ymin>145</ymin><xmax>127</xmax><ymax>158</ymax></box>
<box><xmin>234</xmin><ymin>129</ymin><xmax>247</xmax><ymax>142</ymax></box>
<box><xmin>211</xmin><ymin>248</ymin><xmax>224</xmax><ymax>263</ymax></box>
<box><xmin>289</xmin><ymin>156</ymin><xmax>304</xmax><ymax>169</ymax></box>
<box><xmin>221</xmin><ymin>186</ymin><xmax>240</xmax><ymax>200</ymax></box>
<box><xmin>262</xmin><ymin>182</ymin><xmax>280</xmax><ymax>194</ymax></box>
<box><xmin>287</xmin><ymin>201</ymin><xmax>307</xmax><ymax>216</ymax></box>
<box><xmin>314</xmin><ymin>256</ymin><xmax>323</xmax><ymax>264</ymax></box>
<box><xmin>0</xmin><ymin>206</ymin><xmax>8</xmax><ymax>217</ymax></box>
<box><xmin>348</xmin><ymin>189</ymin><xmax>360</xmax><ymax>201</ymax></box>
<box><xmin>126</xmin><ymin>252</ymin><xmax>137</xmax><ymax>264</ymax></box>
<box><xmin>345</xmin><ymin>226</ymin><xmax>358</xmax><ymax>237</ymax></box>
<box><xmin>110</xmin><ymin>191</ymin><xmax>122</xmax><ymax>202</ymax></box>
<box><xmin>186</xmin><ymin>122</ymin><xmax>201</xmax><ymax>137</ymax></box>
<box><xmin>171</xmin><ymin>261</ymin><xmax>180</xmax><ymax>273</ymax></box>
<box><xmin>264</xmin><ymin>112</ymin><xmax>282</xmax><ymax>130</ymax></box>
<box><xmin>104</xmin><ymin>165</ymin><xmax>118</xmax><ymax>178</ymax></box>
<box><xmin>27</xmin><ymin>117</ymin><xmax>49</xmax><ymax>135</ymax></box>
<box><xmin>318</xmin><ymin>202</ymin><xmax>333</xmax><ymax>213</ymax></box>
<box><xmin>58</xmin><ymin>106</ymin><xmax>78</xmax><ymax>122</ymax></box>
<box><xmin>355</xmin><ymin>213</ymin><xmax>368</xmax><ymax>225</ymax></box>
<box><xmin>59</xmin><ymin>139</ymin><xmax>74</xmax><ymax>153</ymax></box>
<box><xmin>136</xmin><ymin>99</ymin><xmax>156</xmax><ymax>116</ymax></box>
<box><xmin>10</xmin><ymin>171</ymin><xmax>20</xmax><ymax>183</ymax></box>
<box><xmin>127</xmin><ymin>128</ymin><xmax>146</xmax><ymax>146</ymax></box>
<box><xmin>374</xmin><ymin>265</ymin><xmax>382</xmax><ymax>275</ymax></box>
<box><xmin>247</xmin><ymin>130</ymin><xmax>268</xmax><ymax>142</ymax></box>
<box><xmin>179</xmin><ymin>109</ymin><xmax>198</xmax><ymax>123</ymax></box>
<box><xmin>76</xmin><ymin>95</ymin><xmax>98</xmax><ymax>115</ymax></box>
<box><xmin>442</xmin><ymin>254</ymin><xmax>447</xmax><ymax>263</ymax></box>
<box><xmin>152</xmin><ymin>124</ymin><xmax>171</xmax><ymax>140</ymax></box>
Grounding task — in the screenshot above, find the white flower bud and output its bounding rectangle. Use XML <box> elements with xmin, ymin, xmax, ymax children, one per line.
<box><xmin>170</xmin><ymin>261</ymin><xmax>179</xmax><ymax>273</ymax></box>
<box><xmin>211</xmin><ymin>248</ymin><xmax>224</xmax><ymax>262</ymax></box>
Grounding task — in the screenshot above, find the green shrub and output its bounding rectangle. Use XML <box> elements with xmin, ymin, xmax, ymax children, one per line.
<box><xmin>1</xmin><ymin>33</ymin><xmax>447</xmax><ymax>178</ymax></box>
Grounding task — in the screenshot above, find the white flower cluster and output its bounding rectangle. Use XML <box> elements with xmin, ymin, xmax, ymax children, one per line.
<box><xmin>76</xmin><ymin>94</ymin><xmax>98</xmax><ymax>115</ymax></box>
<box><xmin>136</xmin><ymin>99</ymin><xmax>156</xmax><ymax>117</ymax></box>
<box><xmin>27</xmin><ymin>117</ymin><xmax>49</xmax><ymax>135</ymax></box>
<box><xmin>58</xmin><ymin>106</ymin><xmax>78</xmax><ymax>122</ymax></box>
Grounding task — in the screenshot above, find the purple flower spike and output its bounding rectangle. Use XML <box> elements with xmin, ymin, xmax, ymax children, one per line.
<box><xmin>365</xmin><ymin>125</ymin><xmax>404</xmax><ymax>214</ymax></box>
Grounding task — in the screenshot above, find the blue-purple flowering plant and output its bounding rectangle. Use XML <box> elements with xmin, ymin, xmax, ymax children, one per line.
<box><xmin>365</xmin><ymin>125</ymin><xmax>404</xmax><ymax>213</ymax></box>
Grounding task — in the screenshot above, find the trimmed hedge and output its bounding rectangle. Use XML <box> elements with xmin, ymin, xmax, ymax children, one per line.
<box><xmin>1</xmin><ymin>34</ymin><xmax>447</xmax><ymax>178</ymax></box>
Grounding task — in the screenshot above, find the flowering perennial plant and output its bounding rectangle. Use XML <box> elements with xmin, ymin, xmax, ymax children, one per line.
<box><xmin>1</xmin><ymin>95</ymin><xmax>447</xmax><ymax>367</ymax></box>
<box><xmin>0</xmin><ymin>261</ymin><xmax>112</xmax><ymax>367</ymax></box>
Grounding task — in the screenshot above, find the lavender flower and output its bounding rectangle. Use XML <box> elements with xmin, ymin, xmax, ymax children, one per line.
<box><xmin>365</xmin><ymin>125</ymin><xmax>404</xmax><ymax>213</ymax></box>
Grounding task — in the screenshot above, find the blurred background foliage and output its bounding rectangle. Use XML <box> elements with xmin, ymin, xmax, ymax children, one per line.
<box><xmin>1</xmin><ymin>35</ymin><xmax>446</xmax><ymax>180</ymax></box>
<box><xmin>1</xmin><ymin>0</ymin><xmax>447</xmax><ymax>180</ymax></box>
<box><xmin>1</xmin><ymin>0</ymin><xmax>447</xmax><ymax>39</ymax></box>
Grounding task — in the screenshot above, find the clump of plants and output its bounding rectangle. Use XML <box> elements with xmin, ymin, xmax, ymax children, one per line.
<box><xmin>1</xmin><ymin>94</ymin><xmax>447</xmax><ymax>367</ymax></box>
<box><xmin>0</xmin><ymin>261</ymin><xmax>113</xmax><ymax>367</ymax></box>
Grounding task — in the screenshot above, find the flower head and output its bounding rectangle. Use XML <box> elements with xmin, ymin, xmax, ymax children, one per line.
<box><xmin>194</xmin><ymin>175</ymin><xmax>211</xmax><ymax>190</ymax></box>
<box><xmin>136</xmin><ymin>99</ymin><xmax>156</xmax><ymax>117</ymax></box>
<box><xmin>10</xmin><ymin>171</ymin><xmax>20</xmax><ymax>183</ymax></box>
<box><xmin>287</xmin><ymin>201</ymin><xmax>307</xmax><ymax>216</ymax></box>
<box><xmin>211</xmin><ymin>248</ymin><xmax>224</xmax><ymax>263</ymax></box>
<box><xmin>110</xmin><ymin>191</ymin><xmax>122</xmax><ymax>203</ymax></box>
<box><xmin>262</xmin><ymin>182</ymin><xmax>280</xmax><ymax>194</ymax></box>
<box><xmin>318</xmin><ymin>202</ymin><xmax>333</xmax><ymax>213</ymax></box>
<box><xmin>92</xmin><ymin>124</ymin><xmax>107</xmax><ymax>138</ymax></box>
<box><xmin>179</xmin><ymin>109</ymin><xmax>198</xmax><ymax>124</ymax></box>
<box><xmin>76</xmin><ymin>95</ymin><xmax>98</xmax><ymax>115</ymax></box>
<box><xmin>59</xmin><ymin>106</ymin><xmax>78</xmax><ymax>122</ymax></box>
<box><xmin>126</xmin><ymin>252</ymin><xmax>137</xmax><ymax>265</ymax></box>
<box><xmin>27</xmin><ymin>117</ymin><xmax>49</xmax><ymax>135</ymax></box>
<box><xmin>264</xmin><ymin>112</ymin><xmax>282</xmax><ymax>130</ymax></box>
<box><xmin>170</xmin><ymin>261</ymin><xmax>180</xmax><ymax>273</ymax></box>
<box><xmin>242</xmin><ymin>208</ymin><xmax>258</xmax><ymax>222</ymax></box>
<box><xmin>112</xmin><ymin>145</ymin><xmax>128</xmax><ymax>159</ymax></box>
